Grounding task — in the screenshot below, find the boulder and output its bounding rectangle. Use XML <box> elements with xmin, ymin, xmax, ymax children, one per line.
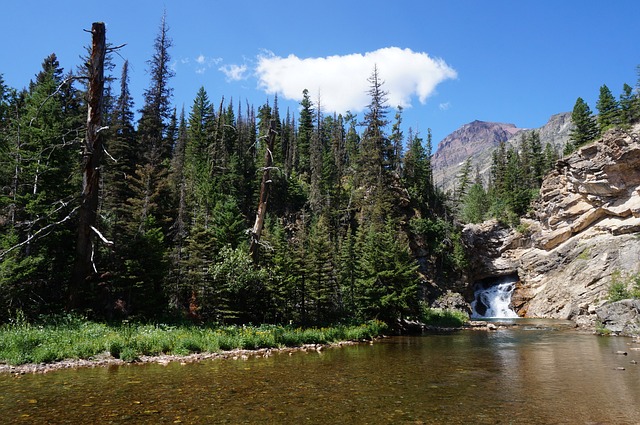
<box><xmin>431</xmin><ymin>290</ymin><xmax>472</xmax><ymax>315</ymax></box>
<box><xmin>596</xmin><ymin>300</ymin><xmax>640</xmax><ymax>335</ymax></box>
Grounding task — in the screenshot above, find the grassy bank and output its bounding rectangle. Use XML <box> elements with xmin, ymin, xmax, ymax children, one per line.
<box><xmin>420</xmin><ymin>305</ymin><xmax>469</xmax><ymax>328</ymax></box>
<box><xmin>0</xmin><ymin>316</ymin><xmax>388</xmax><ymax>366</ymax></box>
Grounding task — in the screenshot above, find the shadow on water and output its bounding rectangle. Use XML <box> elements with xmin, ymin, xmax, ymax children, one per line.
<box><xmin>1</xmin><ymin>325</ymin><xmax>639</xmax><ymax>424</ymax></box>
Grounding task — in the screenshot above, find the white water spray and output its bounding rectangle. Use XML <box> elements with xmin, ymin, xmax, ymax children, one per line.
<box><xmin>471</xmin><ymin>276</ymin><xmax>518</xmax><ymax>319</ymax></box>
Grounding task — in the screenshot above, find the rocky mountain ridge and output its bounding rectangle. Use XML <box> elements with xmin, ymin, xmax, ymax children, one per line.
<box><xmin>461</xmin><ymin>124</ymin><xmax>640</xmax><ymax>331</ymax></box>
<box><xmin>433</xmin><ymin>113</ymin><xmax>572</xmax><ymax>193</ymax></box>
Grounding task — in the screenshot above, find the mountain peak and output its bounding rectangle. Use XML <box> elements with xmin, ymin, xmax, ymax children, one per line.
<box><xmin>433</xmin><ymin>120</ymin><xmax>522</xmax><ymax>169</ymax></box>
<box><xmin>432</xmin><ymin>114</ymin><xmax>572</xmax><ymax>193</ymax></box>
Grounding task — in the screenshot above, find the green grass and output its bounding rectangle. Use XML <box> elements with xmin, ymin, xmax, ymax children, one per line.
<box><xmin>0</xmin><ymin>317</ymin><xmax>388</xmax><ymax>366</ymax></box>
<box><xmin>419</xmin><ymin>304</ymin><xmax>469</xmax><ymax>328</ymax></box>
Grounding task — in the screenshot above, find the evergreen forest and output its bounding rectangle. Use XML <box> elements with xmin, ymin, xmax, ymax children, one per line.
<box><xmin>1</xmin><ymin>18</ymin><xmax>639</xmax><ymax>328</ymax></box>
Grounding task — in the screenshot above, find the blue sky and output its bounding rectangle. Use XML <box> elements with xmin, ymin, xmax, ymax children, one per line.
<box><xmin>2</xmin><ymin>1</ymin><xmax>640</xmax><ymax>146</ymax></box>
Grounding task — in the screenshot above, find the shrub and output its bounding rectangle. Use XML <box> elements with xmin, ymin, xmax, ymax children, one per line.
<box><xmin>608</xmin><ymin>271</ymin><xmax>632</xmax><ymax>302</ymax></box>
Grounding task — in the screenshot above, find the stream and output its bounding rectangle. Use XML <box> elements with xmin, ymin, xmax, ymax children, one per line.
<box><xmin>1</xmin><ymin>324</ymin><xmax>639</xmax><ymax>424</ymax></box>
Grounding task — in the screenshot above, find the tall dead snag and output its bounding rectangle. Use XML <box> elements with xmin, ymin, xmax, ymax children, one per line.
<box><xmin>249</xmin><ymin>119</ymin><xmax>277</xmax><ymax>263</ymax></box>
<box><xmin>70</xmin><ymin>22</ymin><xmax>108</xmax><ymax>308</ymax></box>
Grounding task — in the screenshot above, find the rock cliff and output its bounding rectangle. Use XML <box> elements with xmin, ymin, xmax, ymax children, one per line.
<box><xmin>462</xmin><ymin>125</ymin><xmax>640</xmax><ymax>330</ymax></box>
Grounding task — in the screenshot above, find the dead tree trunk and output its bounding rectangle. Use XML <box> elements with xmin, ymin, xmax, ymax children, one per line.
<box><xmin>249</xmin><ymin>119</ymin><xmax>277</xmax><ymax>263</ymax></box>
<box><xmin>70</xmin><ymin>22</ymin><xmax>107</xmax><ymax>309</ymax></box>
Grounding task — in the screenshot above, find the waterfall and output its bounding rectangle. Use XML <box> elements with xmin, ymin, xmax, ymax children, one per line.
<box><xmin>471</xmin><ymin>276</ymin><xmax>519</xmax><ymax>319</ymax></box>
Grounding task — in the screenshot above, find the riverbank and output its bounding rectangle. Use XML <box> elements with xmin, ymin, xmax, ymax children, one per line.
<box><xmin>0</xmin><ymin>318</ymin><xmax>388</xmax><ymax>374</ymax></box>
<box><xmin>1</xmin><ymin>341</ymin><xmax>364</xmax><ymax>375</ymax></box>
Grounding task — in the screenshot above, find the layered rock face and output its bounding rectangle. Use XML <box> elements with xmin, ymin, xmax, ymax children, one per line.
<box><xmin>463</xmin><ymin>125</ymin><xmax>640</xmax><ymax>329</ymax></box>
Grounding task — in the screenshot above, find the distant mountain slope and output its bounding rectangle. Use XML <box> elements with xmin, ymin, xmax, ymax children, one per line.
<box><xmin>432</xmin><ymin>113</ymin><xmax>573</xmax><ymax>193</ymax></box>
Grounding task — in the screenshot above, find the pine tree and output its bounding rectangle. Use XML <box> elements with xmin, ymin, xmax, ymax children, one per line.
<box><xmin>337</xmin><ymin>225</ymin><xmax>357</xmax><ymax>318</ymax></box>
<box><xmin>297</xmin><ymin>89</ymin><xmax>314</xmax><ymax>175</ymax></box>
<box><xmin>137</xmin><ymin>12</ymin><xmax>174</xmax><ymax>166</ymax></box>
<box><xmin>306</xmin><ymin>214</ymin><xmax>338</xmax><ymax>323</ymax></box>
<box><xmin>527</xmin><ymin>131</ymin><xmax>545</xmax><ymax>186</ymax></box>
<box><xmin>104</xmin><ymin>59</ymin><xmax>136</xmax><ymax>225</ymax></box>
<box><xmin>595</xmin><ymin>84</ymin><xmax>620</xmax><ymax>133</ymax></box>
<box><xmin>358</xmin><ymin>65</ymin><xmax>389</xmax><ymax>190</ymax></box>
<box><xmin>165</xmin><ymin>109</ymin><xmax>188</xmax><ymax>311</ymax></box>
<box><xmin>402</xmin><ymin>129</ymin><xmax>435</xmax><ymax>214</ymax></box>
<box><xmin>453</xmin><ymin>157</ymin><xmax>473</xmax><ymax>210</ymax></box>
<box><xmin>461</xmin><ymin>172</ymin><xmax>488</xmax><ymax>224</ymax></box>
<box><xmin>309</xmin><ymin>97</ymin><xmax>323</xmax><ymax>213</ymax></box>
<box><xmin>543</xmin><ymin>142</ymin><xmax>559</xmax><ymax>171</ymax></box>
<box><xmin>567</xmin><ymin>97</ymin><xmax>598</xmax><ymax>153</ymax></box>
<box><xmin>354</xmin><ymin>219</ymin><xmax>418</xmax><ymax>323</ymax></box>
<box><xmin>0</xmin><ymin>54</ymin><xmax>83</xmax><ymax>316</ymax></box>
<box><xmin>389</xmin><ymin>106</ymin><xmax>403</xmax><ymax>174</ymax></box>
<box><xmin>185</xmin><ymin>86</ymin><xmax>216</xmax><ymax>221</ymax></box>
<box><xmin>619</xmin><ymin>83</ymin><xmax>639</xmax><ymax>125</ymax></box>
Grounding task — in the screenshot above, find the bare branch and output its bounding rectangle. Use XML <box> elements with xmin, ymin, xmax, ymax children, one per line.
<box><xmin>90</xmin><ymin>225</ymin><xmax>114</xmax><ymax>246</ymax></box>
<box><xmin>106</xmin><ymin>43</ymin><xmax>127</xmax><ymax>52</ymax></box>
<box><xmin>90</xmin><ymin>243</ymin><xmax>98</xmax><ymax>274</ymax></box>
<box><xmin>103</xmin><ymin>146</ymin><xmax>117</xmax><ymax>163</ymax></box>
<box><xmin>0</xmin><ymin>205</ymin><xmax>80</xmax><ymax>259</ymax></box>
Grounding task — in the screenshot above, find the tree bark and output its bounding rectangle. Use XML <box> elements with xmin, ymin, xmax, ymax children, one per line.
<box><xmin>249</xmin><ymin>119</ymin><xmax>277</xmax><ymax>263</ymax></box>
<box><xmin>70</xmin><ymin>22</ymin><xmax>107</xmax><ymax>309</ymax></box>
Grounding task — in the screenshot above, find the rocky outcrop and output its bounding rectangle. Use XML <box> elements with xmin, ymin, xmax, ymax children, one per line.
<box><xmin>462</xmin><ymin>219</ymin><xmax>526</xmax><ymax>280</ymax></box>
<box><xmin>463</xmin><ymin>125</ymin><xmax>640</xmax><ymax>330</ymax></box>
<box><xmin>596</xmin><ymin>299</ymin><xmax>640</xmax><ymax>334</ymax></box>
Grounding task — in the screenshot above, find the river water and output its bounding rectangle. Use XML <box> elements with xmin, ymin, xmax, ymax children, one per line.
<box><xmin>1</xmin><ymin>322</ymin><xmax>639</xmax><ymax>424</ymax></box>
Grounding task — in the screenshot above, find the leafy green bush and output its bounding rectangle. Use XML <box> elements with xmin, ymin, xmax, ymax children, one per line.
<box><xmin>608</xmin><ymin>271</ymin><xmax>632</xmax><ymax>302</ymax></box>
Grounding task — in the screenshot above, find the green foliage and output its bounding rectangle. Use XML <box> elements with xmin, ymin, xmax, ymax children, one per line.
<box><xmin>619</xmin><ymin>83</ymin><xmax>640</xmax><ymax>125</ymax></box>
<box><xmin>419</xmin><ymin>303</ymin><xmax>469</xmax><ymax>327</ymax></box>
<box><xmin>354</xmin><ymin>219</ymin><xmax>419</xmax><ymax>323</ymax></box>
<box><xmin>461</xmin><ymin>181</ymin><xmax>488</xmax><ymax>224</ymax></box>
<box><xmin>0</xmin><ymin>317</ymin><xmax>387</xmax><ymax>366</ymax></box>
<box><xmin>567</xmin><ymin>97</ymin><xmax>598</xmax><ymax>154</ymax></box>
<box><xmin>607</xmin><ymin>270</ymin><xmax>640</xmax><ymax>302</ymax></box>
<box><xmin>608</xmin><ymin>281</ymin><xmax>630</xmax><ymax>302</ymax></box>
<box><xmin>0</xmin><ymin>22</ymin><xmax>464</xmax><ymax>331</ymax></box>
<box><xmin>595</xmin><ymin>84</ymin><xmax>620</xmax><ymax>133</ymax></box>
<box><xmin>206</xmin><ymin>246</ymin><xmax>268</xmax><ymax>323</ymax></box>
<box><xmin>480</xmin><ymin>132</ymin><xmax>552</xmax><ymax>226</ymax></box>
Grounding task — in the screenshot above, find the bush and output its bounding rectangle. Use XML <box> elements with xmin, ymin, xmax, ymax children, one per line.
<box><xmin>608</xmin><ymin>271</ymin><xmax>633</xmax><ymax>302</ymax></box>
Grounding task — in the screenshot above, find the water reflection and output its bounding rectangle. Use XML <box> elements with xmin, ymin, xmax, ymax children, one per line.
<box><xmin>1</xmin><ymin>326</ymin><xmax>639</xmax><ymax>424</ymax></box>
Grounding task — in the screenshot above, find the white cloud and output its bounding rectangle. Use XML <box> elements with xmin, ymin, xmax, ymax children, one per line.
<box><xmin>439</xmin><ymin>101</ymin><xmax>451</xmax><ymax>111</ymax></box>
<box><xmin>219</xmin><ymin>64</ymin><xmax>249</xmax><ymax>81</ymax></box>
<box><xmin>253</xmin><ymin>47</ymin><xmax>457</xmax><ymax>113</ymax></box>
<box><xmin>192</xmin><ymin>55</ymin><xmax>222</xmax><ymax>74</ymax></box>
